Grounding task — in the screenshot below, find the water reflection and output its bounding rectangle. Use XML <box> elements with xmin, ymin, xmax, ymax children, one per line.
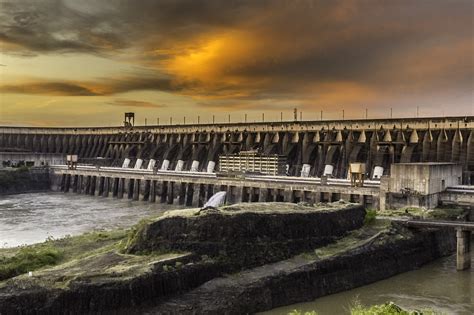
<box><xmin>0</xmin><ymin>192</ymin><xmax>183</xmax><ymax>248</ymax></box>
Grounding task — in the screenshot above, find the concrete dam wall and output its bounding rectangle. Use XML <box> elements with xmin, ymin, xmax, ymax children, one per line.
<box><xmin>2</xmin><ymin>116</ymin><xmax>474</xmax><ymax>183</ymax></box>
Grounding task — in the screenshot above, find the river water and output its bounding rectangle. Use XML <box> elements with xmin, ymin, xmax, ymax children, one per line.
<box><xmin>1</xmin><ymin>193</ymin><xmax>472</xmax><ymax>314</ymax></box>
<box><xmin>0</xmin><ymin>192</ymin><xmax>182</xmax><ymax>248</ymax></box>
<box><xmin>261</xmin><ymin>247</ymin><xmax>474</xmax><ymax>315</ymax></box>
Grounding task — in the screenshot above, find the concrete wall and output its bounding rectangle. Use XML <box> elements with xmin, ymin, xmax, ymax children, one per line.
<box><xmin>1</xmin><ymin>116</ymin><xmax>473</xmax><ymax>181</ymax></box>
<box><xmin>389</xmin><ymin>163</ymin><xmax>462</xmax><ymax>195</ymax></box>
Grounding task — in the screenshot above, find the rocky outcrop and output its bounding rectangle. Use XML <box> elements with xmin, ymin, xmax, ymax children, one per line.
<box><xmin>125</xmin><ymin>203</ymin><xmax>366</xmax><ymax>268</ymax></box>
<box><xmin>151</xmin><ymin>225</ymin><xmax>456</xmax><ymax>315</ymax></box>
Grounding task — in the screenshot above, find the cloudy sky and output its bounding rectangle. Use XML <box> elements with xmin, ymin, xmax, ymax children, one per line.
<box><xmin>0</xmin><ymin>0</ymin><xmax>472</xmax><ymax>126</ymax></box>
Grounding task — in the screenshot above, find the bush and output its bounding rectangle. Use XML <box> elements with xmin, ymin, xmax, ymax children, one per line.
<box><xmin>288</xmin><ymin>310</ymin><xmax>318</xmax><ymax>315</ymax></box>
<box><xmin>351</xmin><ymin>301</ymin><xmax>438</xmax><ymax>315</ymax></box>
<box><xmin>364</xmin><ymin>209</ymin><xmax>377</xmax><ymax>225</ymax></box>
<box><xmin>0</xmin><ymin>245</ymin><xmax>63</xmax><ymax>281</ymax></box>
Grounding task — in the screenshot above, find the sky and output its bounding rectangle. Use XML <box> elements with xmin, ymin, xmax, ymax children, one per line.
<box><xmin>0</xmin><ymin>0</ymin><xmax>473</xmax><ymax>127</ymax></box>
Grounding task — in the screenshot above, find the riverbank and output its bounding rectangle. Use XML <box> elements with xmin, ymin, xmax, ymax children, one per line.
<box><xmin>0</xmin><ymin>202</ymin><xmax>457</xmax><ymax>314</ymax></box>
<box><xmin>0</xmin><ymin>167</ymin><xmax>50</xmax><ymax>195</ymax></box>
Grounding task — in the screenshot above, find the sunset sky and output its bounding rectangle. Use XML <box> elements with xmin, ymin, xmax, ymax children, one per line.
<box><xmin>0</xmin><ymin>0</ymin><xmax>473</xmax><ymax>127</ymax></box>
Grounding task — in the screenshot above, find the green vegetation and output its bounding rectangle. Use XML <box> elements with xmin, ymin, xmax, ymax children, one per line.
<box><xmin>350</xmin><ymin>301</ymin><xmax>439</xmax><ymax>315</ymax></box>
<box><xmin>377</xmin><ymin>207</ymin><xmax>467</xmax><ymax>221</ymax></box>
<box><xmin>301</xmin><ymin>219</ymin><xmax>391</xmax><ymax>260</ymax></box>
<box><xmin>287</xmin><ymin>302</ymin><xmax>440</xmax><ymax>315</ymax></box>
<box><xmin>0</xmin><ymin>229</ymin><xmax>127</xmax><ymax>281</ymax></box>
<box><xmin>288</xmin><ymin>310</ymin><xmax>318</xmax><ymax>315</ymax></box>
<box><xmin>0</xmin><ymin>245</ymin><xmax>63</xmax><ymax>281</ymax></box>
<box><xmin>364</xmin><ymin>208</ymin><xmax>377</xmax><ymax>225</ymax></box>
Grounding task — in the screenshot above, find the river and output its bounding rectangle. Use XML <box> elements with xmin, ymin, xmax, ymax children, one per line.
<box><xmin>0</xmin><ymin>192</ymin><xmax>182</xmax><ymax>248</ymax></box>
<box><xmin>1</xmin><ymin>193</ymin><xmax>472</xmax><ymax>314</ymax></box>
<box><xmin>261</xmin><ymin>246</ymin><xmax>473</xmax><ymax>315</ymax></box>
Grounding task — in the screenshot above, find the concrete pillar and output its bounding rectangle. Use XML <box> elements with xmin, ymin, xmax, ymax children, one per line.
<box><xmin>134</xmin><ymin>158</ymin><xmax>143</xmax><ymax>169</ymax></box>
<box><xmin>191</xmin><ymin>184</ymin><xmax>200</xmax><ymax>206</ymax></box>
<box><xmin>167</xmin><ymin>182</ymin><xmax>174</xmax><ymax>204</ymax></box>
<box><xmin>283</xmin><ymin>190</ymin><xmax>293</xmax><ymax>202</ymax></box>
<box><xmin>64</xmin><ymin>174</ymin><xmax>71</xmax><ymax>192</ymax></box>
<box><xmin>84</xmin><ymin>176</ymin><xmax>91</xmax><ymax>195</ymax></box>
<box><xmin>149</xmin><ymin>180</ymin><xmax>157</xmax><ymax>202</ymax></box>
<box><xmin>190</xmin><ymin>160</ymin><xmax>200</xmax><ymax>172</ymax></box>
<box><xmin>226</xmin><ymin>186</ymin><xmax>235</xmax><ymax>204</ymax></box>
<box><xmin>147</xmin><ymin>159</ymin><xmax>156</xmax><ymax>171</ymax></box>
<box><xmin>161</xmin><ymin>159</ymin><xmax>170</xmax><ymax>170</ymax></box>
<box><xmin>301</xmin><ymin>163</ymin><xmax>311</xmax><ymax>177</ymax></box>
<box><xmin>97</xmin><ymin>177</ymin><xmax>104</xmax><ymax>196</ymax></box>
<box><xmin>207</xmin><ymin>161</ymin><xmax>216</xmax><ymax>173</ymax></box>
<box><xmin>312</xmin><ymin>191</ymin><xmax>321</xmax><ymax>203</ymax></box>
<box><xmin>323</xmin><ymin>164</ymin><xmax>334</xmax><ymax>176</ymax></box>
<box><xmin>122</xmin><ymin>158</ymin><xmax>131</xmax><ymax>168</ymax></box>
<box><xmin>185</xmin><ymin>183</ymin><xmax>194</xmax><ymax>206</ymax></box>
<box><xmin>90</xmin><ymin>176</ymin><xmax>97</xmax><ymax>196</ymax></box>
<box><xmin>158</xmin><ymin>181</ymin><xmax>167</xmax><ymax>203</ymax></box>
<box><xmin>175</xmin><ymin>160</ymin><xmax>184</xmax><ymax>171</ymax></box>
<box><xmin>126</xmin><ymin>179</ymin><xmax>133</xmax><ymax>199</ymax></box>
<box><xmin>359</xmin><ymin>194</ymin><xmax>366</xmax><ymax>207</ymax></box>
<box><xmin>456</xmin><ymin>229</ymin><xmax>471</xmax><ymax>271</ymax></box>
<box><xmin>102</xmin><ymin>177</ymin><xmax>110</xmax><ymax>197</ymax></box>
<box><xmin>117</xmin><ymin>178</ymin><xmax>124</xmax><ymax>199</ymax></box>
<box><xmin>198</xmin><ymin>184</ymin><xmax>207</xmax><ymax>207</ymax></box>
<box><xmin>132</xmin><ymin>179</ymin><xmax>140</xmax><ymax>201</ymax></box>
<box><xmin>77</xmin><ymin>175</ymin><xmax>83</xmax><ymax>194</ymax></box>
<box><xmin>259</xmin><ymin>188</ymin><xmax>269</xmax><ymax>202</ymax></box>
<box><xmin>112</xmin><ymin>178</ymin><xmax>119</xmax><ymax>197</ymax></box>
<box><xmin>141</xmin><ymin>180</ymin><xmax>150</xmax><ymax>201</ymax></box>
<box><xmin>178</xmin><ymin>183</ymin><xmax>186</xmax><ymax>205</ymax></box>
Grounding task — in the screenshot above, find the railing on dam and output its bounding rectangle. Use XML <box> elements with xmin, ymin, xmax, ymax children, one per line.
<box><xmin>49</xmin><ymin>165</ymin><xmax>381</xmax><ymax>209</ymax></box>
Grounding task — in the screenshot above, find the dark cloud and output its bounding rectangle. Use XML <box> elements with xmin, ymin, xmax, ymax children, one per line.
<box><xmin>0</xmin><ymin>74</ymin><xmax>193</xmax><ymax>96</ymax></box>
<box><xmin>0</xmin><ymin>0</ymin><xmax>472</xmax><ymax>108</ymax></box>
<box><xmin>107</xmin><ymin>99</ymin><xmax>166</xmax><ymax>108</ymax></box>
<box><xmin>0</xmin><ymin>81</ymin><xmax>98</xmax><ymax>95</ymax></box>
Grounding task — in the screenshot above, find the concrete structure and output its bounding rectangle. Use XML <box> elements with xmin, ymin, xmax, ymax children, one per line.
<box><xmin>1</xmin><ymin>116</ymin><xmax>473</xmax><ymax>183</ymax></box>
<box><xmin>381</xmin><ymin>163</ymin><xmax>463</xmax><ymax>209</ymax></box>
<box><xmin>0</xmin><ymin>152</ymin><xmax>65</xmax><ymax>167</ymax></box>
<box><xmin>50</xmin><ymin>166</ymin><xmax>381</xmax><ymax>209</ymax></box>
<box><xmin>394</xmin><ymin>219</ymin><xmax>474</xmax><ymax>271</ymax></box>
<box><xmin>218</xmin><ymin>151</ymin><xmax>287</xmax><ymax>175</ymax></box>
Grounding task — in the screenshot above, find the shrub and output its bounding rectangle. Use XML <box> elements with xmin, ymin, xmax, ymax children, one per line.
<box><xmin>0</xmin><ymin>245</ymin><xmax>63</xmax><ymax>281</ymax></box>
<box><xmin>364</xmin><ymin>209</ymin><xmax>377</xmax><ymax>225</ymax></box>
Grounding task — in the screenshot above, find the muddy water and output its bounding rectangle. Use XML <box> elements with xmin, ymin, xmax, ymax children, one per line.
<box><xmin>0</xmin><ymin>192</ymin><xmax>182</xmax><ymax>248</ymax></box>
<box><xmin>262</xmin><ymin>246</ymin><xmax>474</xmax><ymax>315</ymax></box>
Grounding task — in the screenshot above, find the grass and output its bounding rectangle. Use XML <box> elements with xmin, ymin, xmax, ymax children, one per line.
<box><xmin>350</xmin><ymin>301</ymin><xmax>439</xmax><ymax>315</ymax></box>
<box><xmin>377</xmin><ymin>207</ymin><xmax>467</xmax><ymax>221</ymax></box>
<box><xmin>287</xmin><ymin>301</ymin><xmax>440</xmax><ymax>315</ymax></box>
<box><xmin>304</xmin><ymin>219</ymin><xmax>391</xmax><ymax>260</ymax></box>
<box><xmin>0</xmin><ymin>245</ymin><xmax>63</xmax><ymax>281</ymax></box>
<box><xmin>0</xmin><ymin>229</ymin><xmax>127</xmax><ymax>282</ymax></box>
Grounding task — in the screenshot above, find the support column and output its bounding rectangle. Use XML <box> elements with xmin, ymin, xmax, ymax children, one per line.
<box><xmin>117</xmin><ymin>178</ymin><xmax>124</xmax><ymax>199</ymax></box>
<box><xmin>102</xmin><ymin>177</ymin><xmax>110</xmax><ymax>197</ymax></box>
<box><xmin>112</xmin><ymin>178</ymin><xmax>119</xmax><ymax>197</ymax></box>
<box><xmin>133</xmin><ymin>179</ymin><xmax>140</xmax><ymax>201</ymax></box>
<box><xmin>258</xmin><ymin>188</ymin><xmax>268</xmax><ymax>202</ymax></box>
<box><xmin>167</xmin><ymin>182</ymin><xmax>174</xmax><ymax>204</ymax></box>
<box><xmin>185</xmin><ymin>183</ymin><xmax>194</xmax><ymax>206</ymax></box>
<box><xmin>456</xmin><ymin>229</ymin><xmax>471</xmax><ymax>271</ymax></box>
<box><xmin>149</xmin><ymin>180</ymin><xmax>156</xmax><ymax>203</ymax></box>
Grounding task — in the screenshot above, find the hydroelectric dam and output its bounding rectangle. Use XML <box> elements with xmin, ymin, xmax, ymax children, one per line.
<box><xmin>1</xmin><ymin>116</ymin><xmax>474</xmax><ymax>210</ymax></box>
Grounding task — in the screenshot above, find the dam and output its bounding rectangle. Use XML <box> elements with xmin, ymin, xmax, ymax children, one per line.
<box><xmin>1</xmin><ymin>116</ymin><xmax>473</xmax><ymax>183</ymax></box>
<box><xmin>2</xmin><ymin>116</ymin><xmax>474</xmax><ymax>211</ymax></box>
